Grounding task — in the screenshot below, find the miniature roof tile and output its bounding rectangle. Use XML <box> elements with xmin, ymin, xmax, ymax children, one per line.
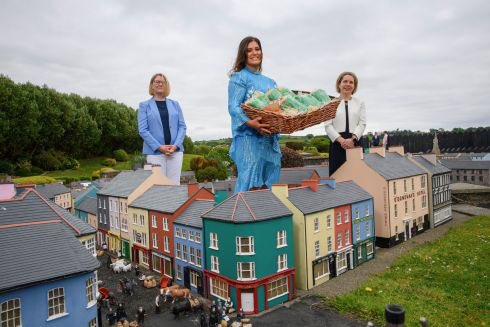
<box><xmin>0</xmin><ymin>222</ymin><xmax>99</xmax><ymax>292</ymax></box>
<box><xmin>175</xmin><ymin>200</ymin><xmax>214</xmax><ymax>228</ymax></box>
<box><xmin>288</xmin><ymin>181</ymin><xmax>373</xmax><ymax>215</ymax></box>
<box><xmin>36</xmin><ymin>183</ymin><xmax>70</xmax><ymax>199</ymax></box>
<box><xmin>279</xmin><ymin>168</ymin><xmax>317</xmax><ymax>185</ymax></box>
<box><xmin>440</xmin><ymin>159</ymin><xmax>490</xmax><ymax>170</ymax></box>
<box><xmin>97</xmin><ymin>170</ymin><xmax>152</xmax><ymax>197</ymax></box>
<box><xmin>130</xmin><ymin>185</ymin><xmax>189</xmax><ymax>213</ymax></box>
<box><xmin>76</xmin><ymin>196</ymin><xmax>98</xmax><ymax>215</ymax></box>
<box><xmin>0</xmin><ymin>190</ymin><xmax>95</xmax><ymax>236</ymax></box>
<box><xmin>202</xmin><ymin>190</ymin><xmax>291</xmax><ymax>223</ymax></box>
<box><xmin>411</xmin><ymin>156</ymin><xmax>451</xmax><ymax>174</ymax></box>
<box><xmin>363</xmin><ymin>152</ymin><xmax>426</xmax><ymax>180</ymax></box>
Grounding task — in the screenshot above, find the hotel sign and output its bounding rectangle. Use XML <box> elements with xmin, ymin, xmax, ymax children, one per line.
<box><xmin>394</xmin><ymin>190</ymin><xmax>425</xmax><ymax>203</ymax></box>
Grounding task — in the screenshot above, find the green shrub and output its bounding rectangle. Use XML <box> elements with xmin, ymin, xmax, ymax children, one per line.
<box><xmin>281</xmin><ymin>147</ymin><xmax>304</xmax><ymax>168</ymax></box>
<box><xmin>285</xmin><ymin>141</ymin><xmax>304</xmax><ymax>151</ymax></box>
<box><xmin>102</xmin><ymin>158</ymin><xmax>117</xmax><ymax>167</ymax></box>
<box><xmin>190</xmin><ymin>157</ymin><xmax>208</xmax><ymax>171</ymax></box>
<box><xmin>92</xmin><ymin>167</ymin><xmax>114</xmax><ymax>179</ymax></box>
<box><xmin>113</xmin><ymin>149</ymin><xmax>129</xmax><ymax>162</ymax></box>
<box><xmin>62</xmin><ymin>158</ymin><xmax>80</xmax><ymax>170</ymax></box>
<box><xmin>131</xmin><ymin>152</ymin><xmax>146</xmax><ymax>169</ymax></box>
<box><xmin>61</xmin><ymin>176</ymin><xmax>78</xmax><ymax>184</ymax></box>
<box><xmin>15</xmin><ymin>167</ymin><xmax>33</xmax><ymax>177</ymax></box>
<box><xmin>195</xmin><ymin>166</ymin><xmax>228</xmax><ymax>182</ymax></box>
<box><xmin>13</xmin><ymin>176</ymin><xmax>57</xmax><ymax>185</ymax></box>
<box><xmin>0</xmin><ymin>160</ymin><xmax>15</xmax><ymax>175</ymax></box>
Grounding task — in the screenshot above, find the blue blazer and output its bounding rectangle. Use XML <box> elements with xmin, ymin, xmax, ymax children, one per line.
<box><xmin>138</xmin><ymin>97</ymin><xmax>187</xmax><ymax>155</ymax></box>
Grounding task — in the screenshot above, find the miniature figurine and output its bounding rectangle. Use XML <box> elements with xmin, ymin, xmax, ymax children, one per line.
<box><xmin>224</xmin><ymin>297</ymin><xmax>234</xmax><ymax>314</ymax></box>
<box><xmin>209</xmin><ymin>305</ymin><xmax>219</xmax><ymax>327</ymax></box>
<box><xmin>116</xmin><ymin>302</ymin><xmax>127</xmax><ymax>322</ymax></box>
<box><xmin>106</xmin><ymin>307</ymin><xmax>117</xmax><ymax>326</ymax></box>
<box><xmin>136</xmin><ymin>306</ymin><xmax>145</xmax><ymax>326</ymax></box>
<box><xmin>134</xmin><ymin>264</ymin><xmax>140</xmax><ymax>277</ymax></box>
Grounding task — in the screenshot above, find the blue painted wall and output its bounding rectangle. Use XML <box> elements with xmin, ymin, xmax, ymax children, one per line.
<box><xmin>351</xmin><ymin>199</ymin><xmax>374</xmax><ymax>244</ymax></box>
<box><xmin>0</xmin><ymin>272</ymin><xmax>97</xmax><ymax>327</ymax></box>
<box><xmin>75</xmin><ymin>209</ymin><xmax>89</xmax><ymax>223</ymax></box>
<box><xmin>173</xmin><ymin>223</ymin><xmax>204</xmax><ymax>294</ymax></box>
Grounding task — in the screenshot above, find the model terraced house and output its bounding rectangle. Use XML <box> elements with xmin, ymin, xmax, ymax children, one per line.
<box><xmin>202</xmin><ymin>190</ymin><xmax>296</xmax><ymax>314</ymax></box>
<box><xmin>272</xmin><ymin>179</ymin><xmax>374</xmax><ymax>290</ymax></box>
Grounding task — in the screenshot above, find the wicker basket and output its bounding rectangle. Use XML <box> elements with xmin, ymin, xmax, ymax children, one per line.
<box><xmin>241</xmin><ymin>98</ymin><xmax>340</xmax><ymax>134</ymax></box>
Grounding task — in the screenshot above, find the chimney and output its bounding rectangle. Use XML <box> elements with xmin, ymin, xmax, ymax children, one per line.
<box><xmin>301</xmin><ymin>179</ymin><xmax>318</xmax><ymax>192</ymax></box>
<box><xmin>271</xmin><ymin>184</ymin><xmax>289</xmax><ymax>198</ymax></box>
<box><xmin>0</xmin><ymin>182</ymin><xmax>16</xmax><ymax>201</ymax></box>
<box><xmin>388</xmin><ymin>145</ymin><xmax>405</xmax><ymax>156</ymax></box>
<box><xmin>187</xmin><ymin>182</ymin><xmax>199</xmax><ymax>197</ymax></box>
<box><xmin>346</xmin><ymin>146</ymin><xmax>364</xmax><ymax>162</ymax></box>
<box><xmin>369</xmin><ymin>146</ymin><xmax>385</xmax><ymax>157</ymax></box>
<box><xmin>320</xmin><ymin>178</ymin><xmax>336</xmax><ymax>189</ymax></box>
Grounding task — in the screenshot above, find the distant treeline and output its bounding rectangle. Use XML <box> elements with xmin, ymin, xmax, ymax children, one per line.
<box><xmin>0</xmin><ymin>75</ymin><xmax>141</xmax><ymax>161</ymax></box>
<box><xmin>388</xmin><ymin>127</ymin><xmax>490</xmax><ymax>153</ymax></box>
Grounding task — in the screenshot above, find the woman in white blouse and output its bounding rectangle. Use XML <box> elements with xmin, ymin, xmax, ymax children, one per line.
<box><xmin>325</xmin><ymin>71</ymin><xmax>366</xmax><ymax>175</ymax></box>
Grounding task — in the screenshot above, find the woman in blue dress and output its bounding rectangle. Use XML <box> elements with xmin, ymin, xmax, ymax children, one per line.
<box><xmin>228</xmin><ymin>36</ymin><xmax>281</xmax><ymax>192</ymax></box>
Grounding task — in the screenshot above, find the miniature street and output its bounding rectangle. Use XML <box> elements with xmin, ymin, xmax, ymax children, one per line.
<box><xmin>96</xmin><ymin>255</ymin><xmax>366</xmax><ymax>327</ymax></box>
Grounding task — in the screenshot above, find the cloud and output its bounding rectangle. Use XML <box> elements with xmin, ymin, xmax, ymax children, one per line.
<box><xmin>1</xmin><ymin>0</ymin><xmax>489</xmax><ymax>141</ymax></box>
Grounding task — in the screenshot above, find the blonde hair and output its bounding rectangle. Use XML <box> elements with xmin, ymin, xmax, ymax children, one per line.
<box><xmin>336</xmin><ymin>71</ymin><xmax>358</xmax><ymax>94</ymax></box>
<box><xmin>149</xmin><ymin>73</ymin><xmax>170</xmax><ymax>97</ymax></box>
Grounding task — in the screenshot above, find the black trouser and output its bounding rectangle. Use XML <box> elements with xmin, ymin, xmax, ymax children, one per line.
<box><xmin>329</xmin><ymin>132</ymin><xmax>358</xmax><ymax>176</ymax></box>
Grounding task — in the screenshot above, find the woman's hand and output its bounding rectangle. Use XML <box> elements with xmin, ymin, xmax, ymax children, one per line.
<box><xmin>159</xmin><ymin>145</ymin><xmax>177</xmax><ymax>156</ymax></box>
<box><xmin>246</xmin><ymin>117</ymin><xmax>271</xmax><ymax>135</ymax></box>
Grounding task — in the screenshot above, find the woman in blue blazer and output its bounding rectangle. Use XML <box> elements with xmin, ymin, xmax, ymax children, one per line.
<box><xmin>138</xmin><ymin>73</ymin><xmax>187</xmax><ymax>184</ymax></box>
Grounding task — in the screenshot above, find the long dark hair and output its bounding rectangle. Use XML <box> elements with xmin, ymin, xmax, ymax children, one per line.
<box><xmin>228</xmin><ymin>36</ymin><xmax>262</xmax><ymax>77</ymax></box>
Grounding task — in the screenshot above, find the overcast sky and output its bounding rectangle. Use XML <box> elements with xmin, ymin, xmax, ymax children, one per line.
<box><xmin>1</xmin><ymin>0</ymin><xmax>489</xmax><ymax>140</ymax></box>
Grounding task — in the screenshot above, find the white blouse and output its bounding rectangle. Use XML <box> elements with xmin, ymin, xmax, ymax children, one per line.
<box><xmin>324</xmin><ymin>96</ymin><xmax>366</xmax><ymax>142</ymax></box>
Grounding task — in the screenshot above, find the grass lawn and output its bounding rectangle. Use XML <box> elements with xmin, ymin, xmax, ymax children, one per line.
<box><xmin>13</xmin><ymin>154</ymin><xmax>201</xmax><ymax>184</ymax></box>
<box><xmin>327</xmin><ymin>216</ymin><xmax>490</xmax><ymax>327</ymax></box>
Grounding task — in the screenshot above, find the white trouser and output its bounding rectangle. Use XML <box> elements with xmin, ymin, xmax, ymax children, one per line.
<box><xmin>146</xmin><ymin>152</ymin><xmax>183</xmax><ymax>185</ymax></box>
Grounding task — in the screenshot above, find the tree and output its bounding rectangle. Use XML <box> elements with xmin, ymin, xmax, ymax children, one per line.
<box><xmin>306</xmin><ymin>134</ymin><xmax>314</xmax><ymax>139</ymax></box>
<box><xmin>285</xmin><ymin>142</ymin><xmax>304</xmax><ymax>151</ymax></box>
<box><xmin>183</xmin><ymin>135</ymin><xmax>194</xmax><ymax>154</ymax></box>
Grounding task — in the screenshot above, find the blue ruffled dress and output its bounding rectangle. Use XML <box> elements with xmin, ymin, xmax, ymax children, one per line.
<box><xmin>228</xmin><ymin>67</ymin><xmax>281</xmax><ymax>193</ymax></box>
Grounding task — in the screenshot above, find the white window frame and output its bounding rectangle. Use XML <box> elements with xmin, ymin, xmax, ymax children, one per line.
<box><xmin>356</xmin><ymin>224</ymin><xmax>361</xmax><ymax>241</ymax></box>
<box><xmin>314</xmin><ymin>260</ymin><xmax>329</xmax><ymax>280</ymax></box>
<box><xmin>211</xmin><ymin>255</ymin><xmax>220</xmax><ymax>273</ymax></box>
<box><xmin>195</xmin><ymin>232</ymin><xmax>201</xmax><ymax>243</ymax></box>
<box><xmin>277</xmin><ymin>253</ymin><xmax>287</xmax><ymax>272</ymax></box>
<box><xmin>345</xmin><ymin>230</ymin><xmax>350</xmax><ymax>245</ymax></box>
<box><xmin>209</xmin><ymin>233</ymin><xmax>218</xmax><ymax>249</ymax></box>
<box><xmin>132</xmin><ymin>213</ymin><xmax>137</xmax><ymax>225</ymax></box>
<box><xmin>326</xmin><ymin>215</ymin><xmax>332</xmax><ymax>228</ymax></box>
<box><xmin>237</xmin><ymin>262</ymin><xmax>256</xmax><ymax>281</ymax></box>
<box><xmin>196</xmin><ymin>248</ymin><xmax>202</xmax><ymax>267</ymax></box>
<box><xmin>163</xmin><ymin>217</ymin><xmax>169</xmax><ymax>231</ymax></box>
<box><xmin>236</xmin><ymin>236</ymin><xmax>254</xmax><ymax>255</ymax></box>
<box><xmin>152</xmin><ymin>233</ymin><xmax>158</xmax><ymax>248</ymax></box>
<box><xmin>337</xmin><ymin>232</ymin><xmax>342</xmax><ymax>248</ymax></box>
<box><xmin>367</xmin><ymin>242</ymin><xmax>374</xmax><ymax>255</ymax></box>
<box><xmin>337</xmin><ymin>252</ymin><xmax>347</xmax><ymax>271</ymax></box>
<box><xmin>314</xmin><ymin>218</ymin><xmax>319</xmax><ymax>232</ymax></box>
<box><xmin>142</xmin><ymin>251</ymin><xmax>149</xmax><ymax>265</ymax></box>
<box><xmin>277</xmin><ymin>230</ymin><xmax>287</xmax><ymax>248</ymax></box>
<box><xmin>267</xmin><ymin>277</ymin><xmax>288</xmax><ymax>301</ymax></box>
<box><xmin>164</xmin><ymin>236</ymin><xmax>170</xmax><ymax>253</ymax></box>
<box><xmin>327</xmin><ymin>236</ymin><xmax>332</xmax><ymax>252</ymax></box>
<box><xmin>358</xmin><ymin>247</ymin><xmax>362</xmax><ymax>260</ymax></box>
<box><xmin>151</xmin><ymin>215</ymin><xmax>157</xmax><ymax>228</ymax></box>
<box><xmin>189</xmin><ymin>247</ymin><xmax>196</xmax><ymax>265</ymax></box>
<box><xmin>210</xmin><ymin>277</ymin><xmax>228</xmax><ymax>300</ymax></box>
<box><xmin>314</xmin><ymin>240</ymin><xmax>320</xmax><ymax>258</ymax></box>
<box><xmin>182</xmin><ymin>228</ymin><xmax>187</xmax><ymax>240</ymax></box>
<box><xmin>336</xmin><ymin>212</ymin><xmax>341</xmax><ymax>225</ymax></box>
<box><xmin>139</xmin><ymin>214</ymin><xmax>144</xmax><ymax>226</ymax></box>
<box><xmin>366</xmin><ymin>222</ymin><xmax>371</xmax><ymax>237</ymax></box>
<box><xmin>1</xmin><ymin>298</ymin><xmax>21</xmax><ymax>327</ymax></box>
<box><xmin>344</xmin><ymin>210</ymin><xmax>349</xmax><ymax>223</ymax></box>
<box><xmin>47</xmin><ymin>287</ymin><xmax>66</xmax><ymax>320</ymax></box>
<box><xmin>86</xmin><ymin>277</ymin><xmax>96</xmax><ymax>308</ymax></box>
<box><xmin>175</xmin><ymin>243</ymin><xmax>182</xmax><ymax>259</ymax></box>
<box><xmin>190</xmin><ymin>270</ymin><xmax>199</xmax><ymax>288</ymax></box>
<box><xmin>176</xmin><ymin>264</ymin><xmax>182</xmax><ymax>280</ymax></box>
<box><xmin>189</xmin><ymin>230</ymin><xmax>195</xmax><ymax>242</ymax></box>
<box><xmin>176</xmin><ymin>227</ymin><xmax>182</xmax><ymax>239</ymax></box>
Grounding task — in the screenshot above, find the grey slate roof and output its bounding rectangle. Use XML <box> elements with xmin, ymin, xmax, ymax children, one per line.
<box><xmin>130</xmin><ymin>185</ymin><xmax>189</xmax><ymax>213</ymax></box>
<box><xmin>202</xmin><ymin>190</ymin><xmax>291</xmax><ymax>223</ymax></box>
<box><xmin>51</xmin><ymin>202</ymin><xmax>96</xmax><ymax>236</ymax></box>
<box><xmin>0</xmin><ymin>222</ymin><xmax>99</xmax><ymax>292</ymax></box>
<box><xmin>174</xmin><ymin>200</ymin><xmax>214</xmax><ymax>228</ymax></box>
<box><xmin>36</xmin><ymin>183</ymin><xmax>70</xmax><ymax>199</ymax></box>
<box><xmin>279</xmin><ymin>168</ymin><xmax>316</xmax><ymax>185</ymax></box>
<box><xmin>288</xmin><ymin>181</ymin><xmax>373</xmax><ymax>215</ymax></box>
<box><xmin>76</xmin><ymin>196</ymin><xmax>98</xmax><ymax>215</ymax></box>
<box><xmin>411</xmin><ymin>156</ymin><xmax>451</xmax><ymax>175</ymax></box>
<box><xmin>0</xmin><ymin>190</ymin><xmax>95</xmax><ymax>236</ymax></box>
<box><xmin>363</xmin><ymin>152</ymin><xmax>426</xmax><ymax>180</ymax></box>
<box><xmin>440</xmin><ymin>159</ymin><xmax>490</xmax><ymax>170</ymax></box>
<box><xmin>97</xmin><ymin>170</ymin><xmax>152</xmax><ymax>197</ymax></box>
